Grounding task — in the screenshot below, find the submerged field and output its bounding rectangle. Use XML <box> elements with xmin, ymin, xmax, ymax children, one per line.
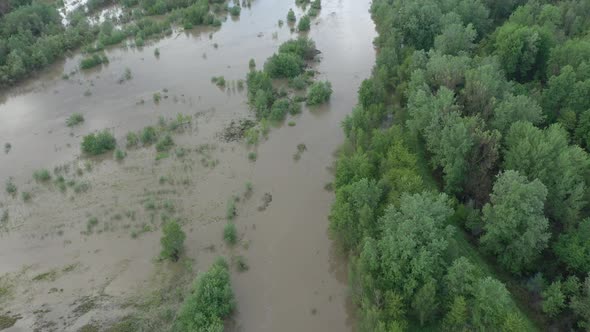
<box><xmin>0</xmin><ymin>0</ymin><xmax>376</xmax><ymax>331</ymax></box>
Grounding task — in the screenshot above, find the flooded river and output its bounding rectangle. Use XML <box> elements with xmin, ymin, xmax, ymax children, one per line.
<box><xmin>0</xmin><ymin>0</ymin><xmax>376</xmax><ymax>331</ymax></box>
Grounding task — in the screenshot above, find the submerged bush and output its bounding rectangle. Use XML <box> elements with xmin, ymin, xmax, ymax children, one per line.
<box><xmin>307</xmin><ymin>81</ymin><xmax>332</xmax><ymax>105</ymax></box>
<box><xmin>173</xmin><ymin>258</ymin><xmax>235</xmax><ymax>331</ymax></box>
<box><xmin>80</xmin><ymin>54</ymin><xmax>109</xmax><ymax>69</ymax></box>
<box><xmin>264</xmin><ymin>52</ymin><xmax>304</xmax><ymax>78</ymax></box>
<box><xmin>140</xmin><ymin>126</ymin><xmax>158</xmax><ymax>145</ymax></box>
<box><xmin>33</xmin><ymin>169</ymin><xmax>51</xmax><ymax>182</ymax></box>
<box><xmin>287</xmin><ymin>8</ymin><xmax>296</xmax><ymax>22</ymax></box>
<box><xmin>81</xmin><ymin>130</ymin><xmax>116</xmax><ymax>155</ymax></box>
<box><xmin>156</xmin><ymin>134</ymin><xmax>174</xmax><ymax>152</ymax></box>
<box><xmin>223</xmin><ymin>222</ymin><xmax>238</xmax><ymax>245</ymax></box>
<box><xmin>66</xmin><ymin>113</ymin><xmax>85</xmax><ymax>127</ymax></box>
<box><xmin>160</xmin><ymin>220</ymin><xmax>186</xmax><ymax>262</ymax></box>
<box><xmin>229</xmin><ymin>5</ymin><xmax>241</xmax><ymax>16</ymax></box>
<box><xmin>298</xmin><ymin>15</ymin><xmax>311</xmax><ymax>31</ymax></box>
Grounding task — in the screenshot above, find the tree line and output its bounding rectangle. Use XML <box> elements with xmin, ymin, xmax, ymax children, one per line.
<box><xmin>331</xmin><ymin>0</ymin><xmax>590</xmax><ymax>330</ymax></box>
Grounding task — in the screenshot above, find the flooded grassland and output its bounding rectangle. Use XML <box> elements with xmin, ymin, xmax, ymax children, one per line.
<box><xmin>0</xmin><ymin>0</ymin><xmax>376</xmax><ymax>331</ymax></box>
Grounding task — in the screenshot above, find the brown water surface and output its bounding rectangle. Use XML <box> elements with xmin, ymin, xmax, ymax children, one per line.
<box><xmin>0</xmin><ymin>1</ymin><xmax>376</xmax><ymax>331</ymax></box>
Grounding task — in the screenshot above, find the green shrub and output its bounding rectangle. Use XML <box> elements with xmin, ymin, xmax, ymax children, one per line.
<box><xmin>308</xmin><ymin>7</ymin><xmax>318</xmax><ymax>17</ymax></box>
<box><xmin>140</xmin><ymin>126</ymin><xmax>158</xmax><ymax>145</ymax></box>
<box><xmin>306</xmin><ymin>81</ymin><xmax>332</xmax><ymax>105</ymax></box>
<box><xmin>114</xmin><ymin>149</ymin><xmax>126</xmax><ymax>160</ymax></box>
<box><xmin>279</xmin><ymin>37</ymin><xmax>317</xmax><ymax>60</ymax></box>
<box><xmin>86</xmin><ymin>216</ymin><xmax>98</xmax><ymax>233</ymax></box>
<box><xmin>311</xmin><ymin>0</ymin><xmax>321</xmax><ymax>10</ymax></box>
<box><xmin>229</xmin><ymin>5</ymin><xmax>240</xmax><ymax>16</ymax></box>
<box><xmin>269</xmin><ymin>99</ymin><xmax>291</xmax><ymax>122</ymax></box>
<box><xmin>245</xmin><ymin>127</ymin><xmax>260</xmax><ymax>145</ymax></box>
<box><xmin>287</xmin><ymin>8</ymin><xmax>296</xmax><ymax>22</ymax></box>
<box><xmin>160</xmin><ymin>220</ymin><xmax>186</xmax><ymax>261</ymax></box>
<box><xmin>249</xmin><ymin>58</ymin><xmax>256</xmax><ymax>69</ymax></box>
<box><xmin>226</xmin><ymin>198</ymin><xmax>237</xmax><ymax>220</ymax></box>
<box><xmin>81</xmin><ymin>130</ymin><xmax>116</xmax><ymax>155</ymax></box>
<box><xmin>22</xmin><ymin>191</ymin><xmax>31</xmax><ymax>202</ymax></box>
<box><xmin>156</xmin><ymin>134</ymin><xmax>174</xmax><ymax>151</ymax></box>
<box><xmin>223</xmin><ymin>223</ymin><xmax>238</xmax><ymax>245</ymax></box>
<box><xmin>264</xmin><ymin>53</ymin><xmax>304</xmax><ymax>78</ymax></box>
<box><xmin>289</xmin><ymin>75</ymin><xmax>309</xmax><ymax>90</ymax></box>
<box><xmin>153</xmin><ymin>92</ymin><xmax>161</xmax><ymax>103</ymax></box>
<box><xmin>248</xmin><ymin>151</ymin><xmax>257</xmax><ymax>161</ymax></box>
<box><xmin>298</xmin><ymin>15</ymin><xmax>311</xmax><ymax>31</ymax></box>
<box><xmin>154</xmin><ymin>48</ymin><xmax>160</xmax><ymax>57</ymax></box>
<box><xmin>126</xmin><ymin>132</ymin><xmax>139</xmax><ymax>147</ymax></box>
<box><xmin>173</xmin><ymin>258</ymin><xmax>235</xmax><ymax>331</ymax></box>
<box><xmin>33</xmin><ymin>169</ymin><xmax>51</xmax><ymax>182</ymax></box>
<box><xmin>66</xmin><ymin>113</ymin><xmax>84</xmax><ymax>127</ymax></box>
<box><xmin>288</xmin><ymin>121</ymin><xmax>296</xmax><ymax>126</ymax></box>
<box><xmin>80</xmin><ymin>54</ymin><xmax>109</xmax><ymax>69</ymax></box>
<box><xmin>211</xmin><ymin>76</ymin><xmax>226</xmax><ymax>88</ymax></box>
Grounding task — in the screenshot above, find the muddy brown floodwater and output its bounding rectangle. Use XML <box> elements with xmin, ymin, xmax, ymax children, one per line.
<box><xmin>0</xmin><ymin>0</ymin><xmax>376</xmax><ymax>331</ymax></box>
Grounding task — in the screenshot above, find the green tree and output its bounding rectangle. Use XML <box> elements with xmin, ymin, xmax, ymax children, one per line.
<box><xmin>443</xmin><ymin>296</ymin><xmax>469</xmax><ymax>331</ymax></box>
<box><xmin>434</xmin><ymin>22</ymin><xmax>476</xmax><ymax>55</ymax></box>
<box><xmin>570</xmin><ymin>275</ymin><xmax>590</xmax><ymax>330</ymax></box>
<box><xmin>542</xmin><ymin>281</ymin><xmax>566</xmax><ymax>317</ymax></box>
<box><xmin>411</xmin><ymin>279</ymin><xmax>438</xmax><ymax>326</ymax></box>
<box><xmin>329</xmin><ymin>178</ymin><xmax>382</xmax><ymax>249</ymax></box>
<box><xmin>287</xmin><ymin>8</ymin><xmax>296</xmax><ymax>22</ymax></box>
<box><xmin>504</xmin><ymin>122</ymin><xmax>589</xmax><ymax>229</ymax></box>
<box><xmin>555</xmin><ymin>218</ymin><xmax>590</xmax><ymax>274</ymax></box>
<box><xmin>481</xmin><ymin>170</ymin><xmax>550</xmax><ymax>273</ymax></box>
<box><xmin>444</xmin><ymin>257</ymin><xmax>482</xmax><ymax>299</ymax></box>
<box><xmin>494</xmin><ymin>23</ymin><xmax>553</xmax><ymax>81</ymax></box>
<box><xmin>491</xmin><ymin>94</ymin><xmax>545</xmax><ymax>135</ymax></box>
<box><xmin>471</xmin><ymin>277</ymin><xmax>512</xmax><ymax>330</ymax></box>
<box><xmin>377</xmin><ymin>192</ymin><xmax>454</xmax><ymax>300</ymax></box>
<box><xmin>173</xmin><ymin>258</ymin><xmax>235</xmax><ymax>331</ymax></box>
<box><xmin>160</xmin><ymin>220</ymin><xmax>186</xmax><ymax>261</ymax></box>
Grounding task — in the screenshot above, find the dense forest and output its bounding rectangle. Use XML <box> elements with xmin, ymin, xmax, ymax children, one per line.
<box><xmin>330</xmin><ymin>0</ymin><xmax>590</xmax><ymax>330</ymax></box>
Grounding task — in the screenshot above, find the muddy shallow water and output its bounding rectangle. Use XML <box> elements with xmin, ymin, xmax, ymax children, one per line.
<box><xmin>0</xmin><ymin>0</ymin><xmax>376</xmax><ymax>331</ymax></box>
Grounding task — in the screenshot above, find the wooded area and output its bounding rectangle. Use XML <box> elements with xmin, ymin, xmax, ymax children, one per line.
<box><xmin>330</xmin><ymin>0</ymin><xmax>590</xmax><ymax>330</ymax></box>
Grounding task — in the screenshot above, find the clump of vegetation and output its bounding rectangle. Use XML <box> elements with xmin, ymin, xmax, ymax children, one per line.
<box><xmin>223</xmin><ymin>223</ymin><xmax>238</xmax><ymax>245</ymax></box>
<box><xmin>154</xmin><ymin>48</ymin><xmax>160</xmax><ymax>57</ymax></box>
<box><xmin>66</xmin><ymin>113</ymin><xmax>84</xmax><ymax>127</ymax></box>
<box><xmin>289</xmin><ymin>74</ymin><xmax>309</xmax><ymax>90</ymax></box>
<box><xmin>211</xmin><ymin>76</ymin><xmax>226</xmax><ymax>88</ymax></box>
<box><xmin>126</xmin><ymin>132</ymin><xmax>139</xmax><ymax>147</ymax></box>
<box><xmin>80</xmin><ymin>54</ymin><xmax>109</xmax><ymax>69</ymax></box>
<box><xmin>21</xmin><ymin>191</ymin><xmax>31</xmax><ymax>202</ymax></box>
<box><xmin>81</xmin><ymin>130</ymin><xmax>116</xmax><ymax>155</ymax></box>
<box><xmin>287</xmin><ymin>8</ymin><xmax>296</xmax><ymax>22</ymax></box>
<box><xmin>288</xmin><ymin>121</ymin><xmax>296</xmax><ymax>127</ymax></box>
<box><xmin>114</xmin><ymin>149</ymin><xmax>126</xmax><ymax>161</ymax></box>
<box><xmin>173</xmin><ymin>258</ymin><xmax>235</xmax><ymax>331</ymax></box>
<box><xmin>74</xmin><ymin>181</ymin><xmax>90</xmax><ymax>194</ymax></box>
<box><xmin>1</xmin><ymin>209</ymin><xmax>8</xmax><ymax>223</ymax></box>
<box><xmin>156</xmin><ymin>134</ymin><xmax>174</xmax><ymax>152</ymax></box>
<box><xmin>86</xmin><ymin>217</ymin><xmax>99</xmax><ymax>234</ymax></box>
<box><xmin>226</xmin><ymin>197</ymin><xmax>237</xmax><ymax>220</ymax></box>
<box><xmin>249</xmin><ymin>58</ymin><xmax>256</xmax><ymax>70</ymax></box>
<box><xmin>306</xmin><ymin>81</ymin><xmax>332</xmax><ymax>105</ymax></box>
<box><xmin>4</xmin><ymin>143</ymin><xmax>11</xmax><ymax>153</ymax></box>
<box><xmin>153</xmin><ymin>92</ymin><xmax>161</xmax><ymax>103</ymax></box>
<box><xmin>5</xmin><ymin>178</ymin><xmax>17</xmax><ymax>196</ymax></box>
<box><xmin>298</xmin><ymin>15</ymin><xmax>311</xmax><ymax>31</ymax></box>
<box><xmin>248</xmin><ymin>151</ymin><xmax>257</xmax><ymax>161</ymax></box>
<box><xmin>33</xmin><ymin>169</ymin><xmax>51</xmax><ymax>182</ymax></box>
<box><xmin>160</xmin><ymin>220</ymin><xmax>186</xmax><ymax>262</ymax></box>
<box><xmin>140</xmin><ymin>126</ymin><xmax>158</xmax><ymax>145</ymax></box>
<box><xmin>264</xmin><ymin>53</ymin><xmax>304</xmax><ymax>78</ymax></box>
<box><xmin>311</xmin><ymin>0</ymin><xmax>321</xmax><ymax>10</ymax></box>
<box><xmin>234</xmin><ymin>255</ymin><xmax>249</xmax><ymax>272</ymax></box>
<box><xmin>229</xmin><ymin>5</ymin><xmax>241</xmax><ymax>16</ymax></box>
